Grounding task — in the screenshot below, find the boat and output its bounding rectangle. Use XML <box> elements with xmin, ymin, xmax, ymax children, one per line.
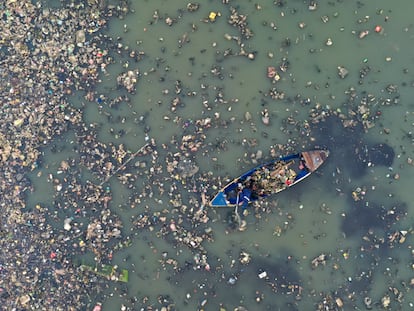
<box><xmin>210</xmin><ymin>150</ymin><xmax>329</xmax><ymax>208</ymax></box>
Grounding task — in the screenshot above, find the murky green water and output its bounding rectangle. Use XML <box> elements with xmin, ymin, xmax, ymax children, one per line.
<box><xmin>29</xmin><ymin>0</ymin><xmax>414</xmax><ymax>310</ymax></box>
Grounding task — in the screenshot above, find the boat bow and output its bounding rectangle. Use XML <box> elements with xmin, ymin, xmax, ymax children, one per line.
<box><xmin>301</xmin><ymin>150</ymin><xmax>329</xmax><ymax>172</ymax></box>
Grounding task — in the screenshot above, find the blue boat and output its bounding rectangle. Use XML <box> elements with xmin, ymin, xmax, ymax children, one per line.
<box><xmin>210</xmin><ymin>150</ymin><xmax>329</xmax><ymax>208</ymax></box>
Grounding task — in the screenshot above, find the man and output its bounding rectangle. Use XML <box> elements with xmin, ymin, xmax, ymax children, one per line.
<box><xmin>240</xmin><ymin>186</ymin><xmax>252</xmax><ymax>210</ymax></box>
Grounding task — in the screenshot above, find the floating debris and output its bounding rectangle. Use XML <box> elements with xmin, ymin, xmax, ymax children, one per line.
<box><xmin>311</xmin><ymin>254</ymin><xmax>327</xmax><ymax>269</ymax></box>
<box><xmin>337</xmin><ymin>66</ymin><xmax>349</xmax><ymax>79</ymax></box>
<box><xmin>80</xmin><ymin>264</ymin><xmax>129</xmax><ymax>283</ymax></box>
<box><xmin>117</xmin><ymin>70</ymin><xmax>139</xmax><ymax>93</ymax></box>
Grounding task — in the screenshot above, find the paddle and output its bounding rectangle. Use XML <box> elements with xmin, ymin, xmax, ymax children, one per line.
<box><xmin>234</xmin><ymin>188</ymin><xmax>242</xmax><ymax>226</ymax></box>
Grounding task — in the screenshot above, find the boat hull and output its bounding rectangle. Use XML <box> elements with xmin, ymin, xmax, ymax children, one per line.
<box><xmin>210</xmin><ymin>150</ymin><xmax>329</xmax><ymax>208</ymax></box>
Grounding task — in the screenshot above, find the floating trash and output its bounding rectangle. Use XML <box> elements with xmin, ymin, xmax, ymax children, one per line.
<box><xmin>80</xmin><ymin>264</ymin><xmax>129</xmax><ymax>283</ymax></box>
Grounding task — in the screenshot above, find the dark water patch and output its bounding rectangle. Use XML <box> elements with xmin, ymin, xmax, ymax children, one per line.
<box><xmin>241</xmin><ymin>254</ymin><xmax>301</xmax><ymax>293</ymax></box>
<box><xmin>166</xmin><ymin>246</ymin><xmax>302</xmax><ymax>309</ymax></box>
<box><xmin>364</xmin><ymin>143</ymin><xmax>395</xmax><ymax>167</ymax></box>
<box><xmin>310</xmin><ymin>116</ymin><xmax>395</xmax><ymax>180</ymax></box>
<box><xmin>169</xmin><ymin>267</ymin><xmax>242</xmax><ymax>309</ymax></box>
<box><xmin>341</xmin><ymin>197</ymin><xmax>407</xmax><ymax>238</ymax></box>
<box><xmin>310</xmin><ymin>116</ymin><xmax>366</xmax><ymax>178</ymax></box>
<box><xmin>341</xmin><ymin>202</ymin><xmax>385</xmax><ymax>238</ymax></box>
<box><xmin>345</xmin><ymin>268</ymin><xmax>373</xmax><ymax>295</ymax></box>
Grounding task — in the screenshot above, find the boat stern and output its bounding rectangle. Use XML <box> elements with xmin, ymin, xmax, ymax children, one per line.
<box><xmin>210</xmin><ymin>191</ymin><xmax>229</xmax><ymax>207</ymax></box>
<box><xmin>302</xmin><ymin>150</ymin><xmax>329</xmax><ymax>172</ymax></box>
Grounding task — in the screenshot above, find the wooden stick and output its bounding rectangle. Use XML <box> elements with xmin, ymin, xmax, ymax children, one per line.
<box><xmin>234</xmin><ymin>191</ymin><xmax>242</xmax><ymax>226</ymax></box>
<box><xmin>99</xmin><ymin>143</ymin><xmax>149</xmax><ymax>186</ymax></box>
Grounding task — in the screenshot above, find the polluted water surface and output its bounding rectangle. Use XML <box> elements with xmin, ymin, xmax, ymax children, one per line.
<box><xmin>1</xmin><ymin>0</ymin><xmax>414</xmax><ymax>310</ymax></box>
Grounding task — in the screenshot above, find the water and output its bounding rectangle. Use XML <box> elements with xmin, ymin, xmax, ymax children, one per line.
<box><xmin>28</xmin><ymin>0</ymin><xmax>414</xmax><ymax>310</ymax></box>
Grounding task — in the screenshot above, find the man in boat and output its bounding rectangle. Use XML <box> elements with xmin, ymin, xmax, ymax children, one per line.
<box><xmin>227</xmin><ymin>181</ymin><xmax>253</xmax><ymax>210</ymax></box>
<box><xmin>240</xmin><ymin>185</ymin><xmax>252</xmax><ymax>210</ymax></box>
